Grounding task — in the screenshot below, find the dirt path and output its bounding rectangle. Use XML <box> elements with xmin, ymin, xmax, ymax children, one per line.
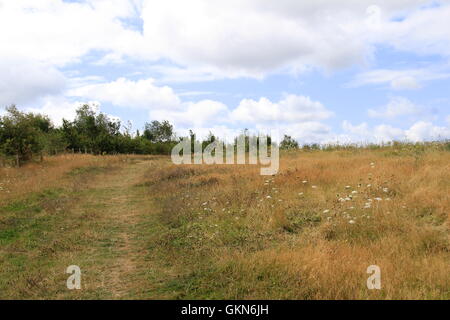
<box><xmin>74</xmin><ymin>159</ymin><xmax>155</xmax><ymax>298</ymax></box>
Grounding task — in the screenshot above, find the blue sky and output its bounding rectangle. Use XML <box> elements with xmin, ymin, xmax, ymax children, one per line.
<box><xmin>1</xmin><ymin>0</ymin><xmax>450</xmax><ymax>143</ymax></box>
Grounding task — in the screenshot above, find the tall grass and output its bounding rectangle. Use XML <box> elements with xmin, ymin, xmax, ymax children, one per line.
<box><xmin>142</xmin><ymin>145</ymin><xmax>449</xmax><ymax>299</ymax></box>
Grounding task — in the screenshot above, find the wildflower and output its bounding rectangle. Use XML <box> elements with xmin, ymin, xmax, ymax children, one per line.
<box><xmin>202</xmin><ymin>202</ymin><xmax>208</xmax><ymax>206</ymax></box>
<box><xmin>302</xmin><ymin>180</ymin><xmax>308</xmax><ymax>184</ymax></box>
<box><xmin>351</xmin><ymin>190</ymin><xmax>358</xmax><ymax>194</ymax></box>
<box><xmin>349</xmin><ymin>220</ymin><xmax>356</xmax><ymax>224</ymax></box>
<box><xmin>312</xmin><ymin>185</ymin><xmax>317</xmax><ymax>189</ymax></box>
<box><xmin>298</xmin><ymin>192</ymin><xmax>304</xmax><ymax>196</ymax></box>
<box><xmin>345</xmin><ymin>185</ymin><xmax>351</xmax><ymax>189</ymax></box>
<box><xmin>323</xmin><ymin>209</ymin><xmax>330</xmax><ymax>214</ymax></box>
<box><xmin>266</xmin><ymin>195</ymin><xmax>272</xmax><ymax>199</ymax></box>
<box><xmin>345</xmin><ymin>197</ymin><xmax>351</xmax><ymax>201</ymax></box>
<box><xmin>374</xmin><ymin>197</ymin><xmax>382</xmax><ymax>201</ymax></box>
<box><xmin>367</xmin><ymin>184</ymin><xmax>372</xmax><ymax>187</ymax></box>
<box><xmin>383</xmin><ymin>187</ymin><xmax>389</xmax><ymax>193</ymax></box>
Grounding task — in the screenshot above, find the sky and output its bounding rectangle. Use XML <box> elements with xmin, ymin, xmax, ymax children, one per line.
<box><xmin>1</xmin><ymin>0</ymin><xmax>450</xmax><ymax>144</ymax></box>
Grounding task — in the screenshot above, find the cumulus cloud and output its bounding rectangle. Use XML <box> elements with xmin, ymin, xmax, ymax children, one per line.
<box><xmin>342</xmin><ymin>120</ymin><xmax>450</xmax><ymax>143</ymax></box>
<box><xmin>231</xmin><ymin>95</ymin><xmax>333</xmax><ymax>125</ymax></box>
<box><xmin>0</xmin><ymin>58</ymin><xmax>66</xmax><ymax>107</ymax></box>
<box><xmin>2</xmin><ymin>0</ymin><xmax>450</xmax><ymax>81</ymax></box>
<box><xmin>0</xmin><ymin>0</ymin><xmax>147</xmax><ymax>66</ymax></box>
<box><xmin>23</xmin><ymin>97</ymin><xmax>92</xmax><ymax>127</ymax></box>
<box><xmin>368</xmin><ymin>97</ymin><xmax>421</xmax><ymax>119</ymax></box>
<box><xmin>405</xmin><ymin>121</ymin><xmax>450</xmax><ymax>141</ymax></box>
<box><xmin>150</xmin><ymin>100</ymin><xmax>230</xmax><ymax>129</ymax></box>
<box><xmin>69</xmin><ymin>78</ymin><xmax>181</xmax><ymax>110</ymax></box>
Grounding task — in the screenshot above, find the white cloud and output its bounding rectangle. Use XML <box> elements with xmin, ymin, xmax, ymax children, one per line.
<box><xmin>279</xmin><ymin>122</ymin><xmax>332</xmax><ymax>144</ymax></box>
<box><xmin>368</xmin><ymin>97</ymin><xmax>421</xmax><ymax>119</ymax></box>
<box><xmin>150</xmin><ymin>100</ymin><xmax>230</xmax><ymax>129</ymax></box>
<box><xmin>231</xmin><ymin>95</ymin><xmax>333</xmax><ymax>125</ymax></box>
<box><xmin>0</xmin><ymin>0</ymin><xmax>149</xmax><ymax>66</ymax></box>
<box><xmin>373</xmin><ymin>124</ymin><xmax>406</xmax><ymax>141</ymax></box>
<box><xmin>2</xmin><ymin>0</ymin><xmax>450</xmax><ymax>82</ymax></box>
<box><xmin>69</xmin><ymin>78</ymin><xmax>181</xmax><ymax>110</ymax></box>
<box><xmin>342</xmin><ymin>120</ymin><xmax>450</xmax><ymax>143</ymax></box>
<box><xmin>25</xmin><ymin>98</ymin><xmax>92</xmax><ymax>127</ymax></box>
<box><xmin>378</xmin><ymin>3</ymin><xmax>450</xmax><ymax>57</ymax></box>
<box><xmin>350</xmin><ymin>68</ymin><xmax>450</xmax><ymax>90</ymax></box>
<box><xmin>0</xmin><ymin>58</ymin><xmax>66</xmax><ymax>107</ymax></box>
<box><xmin>405</xmin><ymin>121</ymin><xmax>450</xmax><ymax>141</ymax></box>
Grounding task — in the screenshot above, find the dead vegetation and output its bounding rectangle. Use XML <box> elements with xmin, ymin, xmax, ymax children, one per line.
<box><xmin>0</xmin><ymin>148</ymin><xmax>448</xmax><ymax>299</ymax></box>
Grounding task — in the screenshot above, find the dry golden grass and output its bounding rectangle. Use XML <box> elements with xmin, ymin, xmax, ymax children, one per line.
<box><xmin>142</xmin><ymin>147</ymin><xmax>449</xmax><ymax>299</ymax></box>
<box><xmin>0</xmin><ymin>148</ymin><xmax>448</xmax><ymax>299</ymax></box>
<box><xmin>0</xmin><ymin>154</ymin><xmax>132</xmax><ymax>204</ymax></box>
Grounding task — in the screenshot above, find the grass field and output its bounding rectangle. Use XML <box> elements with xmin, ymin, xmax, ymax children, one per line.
<box><xmin>0</xmin><ymin>145</ymin><xmax>449</xmax><ymax>299</ymax></box>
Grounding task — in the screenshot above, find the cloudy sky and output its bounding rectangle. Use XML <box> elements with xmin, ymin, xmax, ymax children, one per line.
<box><xmin>1</xmin><ymin>0</ymin><xmax>450</xmax><ymax>143</ymax></box>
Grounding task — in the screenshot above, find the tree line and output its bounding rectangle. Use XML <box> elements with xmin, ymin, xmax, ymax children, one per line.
<box><xmin>0</xmin><ymin>104</ymin><xmax>296</xmax><ymax>166</ymax></box>
<box><xmin>0</xmin><ymin>104</ymin><xmax>180</xmax><ymax>166</ymax></box>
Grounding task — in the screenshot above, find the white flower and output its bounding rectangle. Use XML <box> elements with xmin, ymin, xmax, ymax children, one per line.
<box><xmin>345</xmin><ymin>185</ymin><xmax>351</xmax><ymax>189</ymax></box>
<box><xmin>351</xmin><ymin>190</ymin><xmax>358</xmax><ymax>194</ymax></box>
<box><xmin>323</xmin><ymin>209</ymin><xmax>330</xmax><ymax>214</ymax></box>
<box><xmin>202</xmin><ymin>202</ymin><xmax>208</xmax><ymax>206</ymax></box>
<box><xmin>349</xmin><ymin>220</ymin><xmax>356</xmax><ymax>224</ymax></box>
<box><xmin>374</xmin><ymin>197</ymin><xmax>383</xmax><ymax>201</ymax></box>
<box><xmin>266</xmin><ymin>195</ymin><xmax>272</xmax><ymax>199</ymax></box>
<box><xmin>312</xmin><ymin>185</ymin><xmax>317</xmax><ymax>189</ymax></box>
<box><xmin>383</xmin><ymin>188</ymin><xmax>389</xmax><ymax>193</ymax></box>
<box><xmin>298</xmin><ymin>192</ymin><xmax>304</xmax><ymax>196</ymax></box>
<box><xmin>367</xmin><ymin>184</ymin><xmax>372</xmax><ymax>187</ymax></box>
<box><xmin>370</xmin><ymin>162</ymin><xmax>375</xmax><ymax>166</ymax></box>
<box><xmin>345</xmin><ymin>197</ymin><xmax>351</xmax><ymax>201</ymax></box>
<box><xmin>302</xmin><ymin>180</ymin><xmax>308</xmax><ymax>184</ymax></box>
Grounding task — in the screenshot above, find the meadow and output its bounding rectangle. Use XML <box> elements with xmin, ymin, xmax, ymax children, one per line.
<box><xmin>0</xmin><ymin>143</ymin><xmax>449</xmax><ymax>299</ymax></box>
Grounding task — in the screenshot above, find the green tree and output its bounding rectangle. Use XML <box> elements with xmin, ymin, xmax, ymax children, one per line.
<box><xmin>143</xmin><ymin>120</ymin><xmax>174</xmax><ymax>143</ymax></box>
<box><xmin>280</xmin><ymin>135</ymin><xmax>299</xmax><ymax>150</ymax></box>
<box><xmin>0</xmin><ymin>105</ymin><xmax>52</xmax><ymax>165</ymax></box>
